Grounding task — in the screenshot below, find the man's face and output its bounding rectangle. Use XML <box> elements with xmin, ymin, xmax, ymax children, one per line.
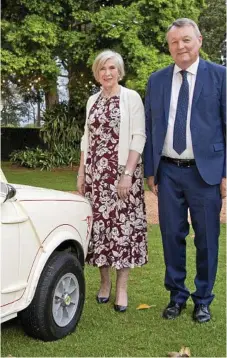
<box><xmin>167</xmin><ymin>25</ymin><xmax>202</xmax><ymax>69</ymax></box>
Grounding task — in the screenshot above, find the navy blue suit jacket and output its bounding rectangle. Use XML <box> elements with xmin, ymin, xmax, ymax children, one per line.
<box><xmin>144</xmin><ymin>58</ymin><xmax>226</xmax><ymax>185</ymax></box>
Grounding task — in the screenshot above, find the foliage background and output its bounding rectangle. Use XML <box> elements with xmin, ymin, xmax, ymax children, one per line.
<box><xmin>1</xmin><ymin>0</ymin><xmax>214</xmax><ymax>127</ymax></box>
<box><xmin>1</xmin><ymin>0</ymin><xmax>226</xmax><ymax>168</ymax></box>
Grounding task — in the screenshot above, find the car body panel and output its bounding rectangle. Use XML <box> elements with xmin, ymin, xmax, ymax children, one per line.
<box><xmin>1</xmin><ymin>179</ymin><xmax>92</xmax><ymax>325</ymax></box>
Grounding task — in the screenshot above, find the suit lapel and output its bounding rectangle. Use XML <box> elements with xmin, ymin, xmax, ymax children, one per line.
<box><xmin>164</xmin><ymin>65</ymin><xmax>174</xmax><ymax>124</ymax></box>
<box><xmin>192</xmin><ymin>58</ymin><xmax>206</xmax><ymax>106</ymax></box>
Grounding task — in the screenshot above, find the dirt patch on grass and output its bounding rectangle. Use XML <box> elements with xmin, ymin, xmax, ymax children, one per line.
<box><xmin>144</xmin><ymin>191</ymin><xmax>226</xmax><ymax>225</ymax></box>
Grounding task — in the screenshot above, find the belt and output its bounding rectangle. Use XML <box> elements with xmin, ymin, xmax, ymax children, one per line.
<box><xmin>161</xmin><ymin>156</ymin><xmax>196</xmax><ymax>167</ymax></box>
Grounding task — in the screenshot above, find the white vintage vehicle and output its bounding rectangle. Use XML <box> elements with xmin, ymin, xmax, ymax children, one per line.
<box><xmin>0</xmin><ymin>170</ymin><xmax>92</xmax><ymax>341</ymax></box>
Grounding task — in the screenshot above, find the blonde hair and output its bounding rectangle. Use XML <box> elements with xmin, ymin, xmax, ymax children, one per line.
<box><xmin>92</xmin><ymin>50</ymin><xmax>125</xmax><ymax>82</ymax></box>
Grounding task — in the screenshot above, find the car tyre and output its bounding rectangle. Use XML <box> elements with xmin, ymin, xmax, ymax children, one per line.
<box><xmin>20</xmin><ymin>251</ymin><xmax>85</xmax><ymax>341</ymax></box>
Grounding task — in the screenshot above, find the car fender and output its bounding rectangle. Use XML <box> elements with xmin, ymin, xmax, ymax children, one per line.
<box><xmin>22</xmin><ymin>225</ymin><xmax>84</xmax><ymax>307</ymax></box>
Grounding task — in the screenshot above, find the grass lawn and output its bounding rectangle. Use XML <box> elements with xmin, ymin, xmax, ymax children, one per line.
<box><xmin>1</xmin><ymin>161</ymin><xmax>77</xmax><ymax>191</ymax></box>
<box><xmin>1</xmin><ymin>161</ymin><xmax>150</xmax><ymax>191</ymax></box>
<box><xmin>1</xmin><ymin>162</ymin><xmax>226</xmax><ymax>356</ymax></box>
<box><xmin>1</xmin><ymin>225</ymin><xmax>226</xmax><ymax>357</ymax></box>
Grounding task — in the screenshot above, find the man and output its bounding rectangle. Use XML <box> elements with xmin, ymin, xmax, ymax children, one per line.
<box><xmin>144</xmin><ymin>18</ymin><xmax>226</xmax><ymax>323</ymax></box>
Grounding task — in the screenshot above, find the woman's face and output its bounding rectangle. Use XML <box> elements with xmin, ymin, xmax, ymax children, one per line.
<box><xmin>98</xmin><ymin>58</ymin><xmax>120</xmax><ymax>91</ymax></box>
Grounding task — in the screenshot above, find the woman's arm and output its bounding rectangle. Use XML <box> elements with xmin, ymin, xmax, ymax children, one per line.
<box><xmin>123</xmin><ymin>150</ymin><xmax>141</xmax><ymax>175</ymax></box>
<box><xmin>117</xmin><ymin>150</ymin><xmax>141</xmax><ymax>200</ymax></box>
<box><xmin>77</xmin><ymin>151</ymin><xmax>85</xmax><ymax>196</ymax></box>
<box><xmin>129</xmin><ymin>91</ymin><xmax>146</xmax><ymax>154</ymax></box>
<box><xmin>76</xmin><ymin>95</ymin><xmax>92</xmax><ymax>196</ymax></box>
<box><xmin>117</xmin><ymin>90</ymin><xmax>146</xmax><ymax>200</ymax></box>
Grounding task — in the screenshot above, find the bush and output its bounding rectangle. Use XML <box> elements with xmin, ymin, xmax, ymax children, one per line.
<box><xmin>10</xmin><ymin>144</ymin><xmax>81</xmax><ymax>170</ymax></box>
<box><xmin>41</xmin><ymin>102</ymin><xmax>83</xmax><ymax>150</ymax></box>
<box><xmin>9</xmin><ymin>102</ymin><xmax>83</xmax><ymax>170</ymax></box>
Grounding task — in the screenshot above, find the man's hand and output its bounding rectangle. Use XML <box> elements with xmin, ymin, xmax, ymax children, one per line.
<box><xmin>147</xmin><ymin>176</ymin><xmax>158</xmax><ymax>196</ymax></box>
<box><xmin>220</xmin><ymin>178</ymin><xmax>226</xmax><ymax>199</ymax></box>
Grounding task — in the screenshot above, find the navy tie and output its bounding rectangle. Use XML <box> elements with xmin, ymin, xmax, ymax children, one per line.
<box><xmin>173</xmin><ymin>70</ymin><xmax>189</xmax><ymax>155</ymax></box>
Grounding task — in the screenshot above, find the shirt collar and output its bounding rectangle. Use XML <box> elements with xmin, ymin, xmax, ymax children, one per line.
<box><xmin>174</xmin><ymin>57</ymin><xmax>200</xmax><ymax>76</ymax></box>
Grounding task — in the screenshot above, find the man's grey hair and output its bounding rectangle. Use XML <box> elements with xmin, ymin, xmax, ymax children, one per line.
<box><xmin>167</xmin><ymin>18</ymin><xmax>202</xmax><ymax>38</ymax></box>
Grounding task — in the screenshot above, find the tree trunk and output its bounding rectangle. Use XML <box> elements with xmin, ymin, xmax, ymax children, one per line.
<box><xmin>36</xmin><ymin>100</ymin><xmax>41</xmax><ymax>127</ymax></box>
<box><xmin>68</xmin><ymin>63</ymin><xmax>77</xmax><ymax>108</ymax></box>
<box><xmin>45</xmin><ymin>80</ymin><xmax>59</xmax><ymax>109</ymax></box>
<box><xmin>67</xmin><ymin>61</ymin><xmax>91</xmax><ymax>109</ymax></box>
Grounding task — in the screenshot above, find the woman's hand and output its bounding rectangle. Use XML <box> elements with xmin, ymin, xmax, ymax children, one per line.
<box><xmin>77</xmin><ymin>175</ymin><xmax>85</xmax><ymax>196</ymax></box>
<box><xmin>117</xmin><ymin>175</ymin><xmax>132</xmax><ymax>200</ymax></box>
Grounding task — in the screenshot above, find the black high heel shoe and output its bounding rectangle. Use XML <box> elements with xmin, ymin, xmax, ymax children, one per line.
<box><xmin>114</xmin><ymin>304</ymin><xmax>127</xmax><ymax>312</ymax></box>
<box><xmin>96</xmin><ymin>284</ymin><xmax>111</xmax><ymax>304</ymax></box>
<box><xmin>96</xmin><ymin>295</ymin><xmax>110</xmax><ymax>304</ymax></box>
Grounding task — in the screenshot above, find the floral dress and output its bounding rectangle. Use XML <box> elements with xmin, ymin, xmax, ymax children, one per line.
<box><xmin>85</xmin><ymin>94</ymin><xmax>148</xmax><ymax>269</ymax></box>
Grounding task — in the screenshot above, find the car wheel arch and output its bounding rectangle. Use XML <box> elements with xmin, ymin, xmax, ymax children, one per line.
<box><xmin>54</xmin><ymin>239</ymin><xmax>85</xmax><ymax>268</ymax></box>
<box><xmin>23</xmin><ymin>228</ymin><xmax>86</xmax><ymax>307</ymax></box>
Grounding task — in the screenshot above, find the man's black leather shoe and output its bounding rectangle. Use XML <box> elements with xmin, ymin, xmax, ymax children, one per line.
<box><xmin>162</xmin><ymin>301</ymin><xmax>186</xmax><ymax>319</ymax></box>
<box><xmin>193</xmin><ymin>304</ymin><xmax>211</xmax><ymax>323</ymax></box>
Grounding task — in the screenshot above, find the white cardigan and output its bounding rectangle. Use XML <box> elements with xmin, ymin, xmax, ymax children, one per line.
<box><xmin>80</xmin><ymin>85</ymin><xmax>146</xmax><ymax>166</ymax></box>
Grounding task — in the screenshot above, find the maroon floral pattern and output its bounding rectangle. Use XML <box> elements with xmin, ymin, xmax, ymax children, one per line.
<box><xmin>85</xmin><ymin>94</ymin><xmax>148</xmax><ymax>269</ymax></box>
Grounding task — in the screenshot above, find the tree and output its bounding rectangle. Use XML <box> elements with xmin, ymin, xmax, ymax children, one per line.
<box><xmin>1</xmin><ymin>83</ymin><xmax>31</xmax><ymax>126</ymax></box>
<box><xmin>1</xmin><ymin>0</ymin><xmax>60</xmax><ymax>112</ymax></box>
<box><xmin>199</xmin><ymin>0</ymin><xmax>226</xmax><ymax>64</ymax></box>
<box><xmin>83</xmin><ymin>0</ymin><xmax>206</xmax><ymax>93</ymax></box>
<box><xmin>1</xmin><ymin>0</ymin><xmax>207</xmax><ymax>119</ymax></box>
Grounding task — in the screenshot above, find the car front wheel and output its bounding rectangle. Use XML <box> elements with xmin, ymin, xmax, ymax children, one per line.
<box><xmin>20</xmin><ymin>251</ymin><xmax>85</xmax><ymax>341</ymax></box>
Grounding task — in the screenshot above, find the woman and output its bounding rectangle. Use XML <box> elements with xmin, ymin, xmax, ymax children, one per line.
<box><xmin>77</xmin><ymin>50</ymin><xmax>147</xmax><ymax>312</ymax></box>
